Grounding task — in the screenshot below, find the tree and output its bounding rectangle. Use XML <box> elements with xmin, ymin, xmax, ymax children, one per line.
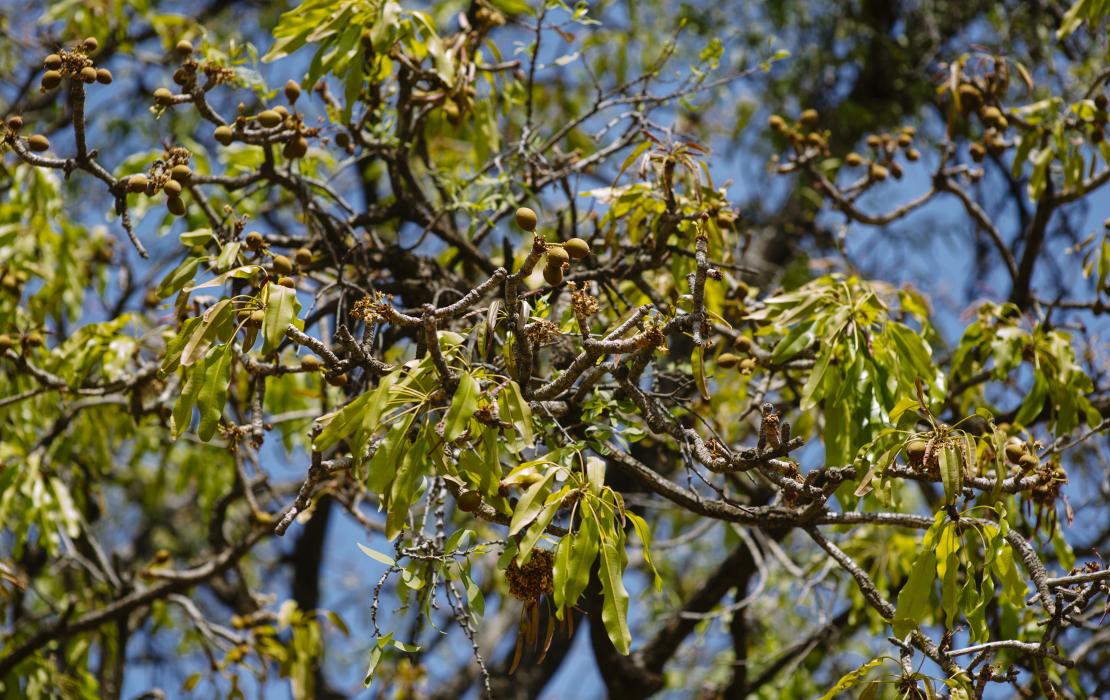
<box><xmin>2</xmin><ymin>0</ymin><xmax>1110</xmax><ymax>698</ymax></box>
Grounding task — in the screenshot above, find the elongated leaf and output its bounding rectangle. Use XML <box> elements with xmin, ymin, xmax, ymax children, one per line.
<box><xmin>262</xmin><ymin>283</ymin><xmax>301</xmax><ymax>355</ymax></box>
<box><xmin>509</xmin><ymin>471</ymin><xmax>556</xmax><ymax>536</ymax></box>
<box><xmin>893</xmin><ymin>546</ymin><xmax>937</xmax><ymax>638</ymax></box>
<box><xmin>171</xmin><ymin>359</ymin><xmax>206</xmax><ymax>438</ymax></box>
<box><xmin>692</xmin><ymin>345</ymin><xmax>710</xmax><ymax>400</ymax></box>
<box><xmin>817</xmin><ymin>658</ymin><xmax>885</xmax><ymax>700</ymax></box>
<box><xmin>357</xmin><ymin>543</ymin><xmax>395</xmax><ymax>566</ymax></box>
<box><xmin>597</xmin><ymin>535</ymin><xmax>631</xmax><ymax>655</ymax></box>
<box><xmin>197</xmin><ymin>344</ymin><xmax>233</xmax><ymax>442</ymax></box>
<box><xmin>443</xmin><ymin>371</ymin><xmax>478</xmax><ymax>441</ymax></box>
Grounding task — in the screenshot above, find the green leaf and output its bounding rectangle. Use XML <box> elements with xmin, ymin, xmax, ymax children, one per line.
<box><xmin>598</xmin><ymin>534</ymin><xmax>631</xmax><ymax>655</ymax></box>
<box><xmin>499</xmin><ymin>380</ymin><xmax>534</xmax><ymax>446</ymax></box>
<box><xmin>171</xmin><ymin>359</ymin><xmax>206</xmax><ymax>438</ymax></box>
<box><xmin>197</xmin><ymin>344</ymin><xmax>233</xmax><ymax>441</ymax></box>
<box><xmin>938</xmin><ymin>444</ymin><xmax>961</xmax><ymax>505</ymax></box>
<box><xmin>1014</xmin><ymin>370</ymin><xmax>1048</xmax><ymax>426</ymax></box>
<box><xmin>626</xmin><ymin>511</ymin><xmax>661</xmax><ymax>589</ymax></box>
<box><xmin>769</xmin><ymin>320</ymin><xmax>815</xmax><ymax>364</ymax></box>
<box><xmin>314</xmin><ymin>390</ymin><xmax>377</xmax><ymax>453</ymax></box>
<box><xmin>443</xmin><ymin>371</ymin><xmax>478</xmax><ymax>441</ymax></box>
<box><xmin>262</xmin><ymin>282</ymin><xmax>302</xmax><ymax>355</ymax></box>
<box><xmin>509</xmin><ymin>471</ymin><xmax>556</xmax><ymax>536</ymax></box>
<box><xmin>692</xmin><ymin>345</ymin><xmax>710</xmax><ymax>400</ymax></box>
<box><xmin>357</xmin><ymin>543</ymin><xmax>396</xmax><ymax>566</ymax></box>
<box><xmin>817</xmin><ymin>658</ymin><xmax>885</xmax><ymax>700</ymax></box>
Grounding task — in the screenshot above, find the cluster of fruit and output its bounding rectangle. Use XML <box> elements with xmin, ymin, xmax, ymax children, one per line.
<box><xmin>846</xmin><ymin>126</ymin><xmax>920</xmax><ymax>181</ymax></box>
<box><xmin>513</xmin><ymin>207</ymin><xmax>591</xmax><ymax>285</ymax></box>
<box><xmin>717</xmin><ymin>334</ymin><xmax>757</xmax><ymax>374</ymax></box>
<box><xmin>242</xmin><ymin>231</ymin><xmax>314</xmax><ymax>290</ymax></box>
<box><xmin>0</xmin><ymin>330</ymin><xmax>43</xmax><ymax>354</ymax></box>
<box><xmin>125</xmin><ymin>160</ymin><xmax>194</xmax><ymax>217</ymax></box>
<box><xmin>211</xmin><ymin>80</ymin><xmax>308</xmax><ymax>159</ymax></box>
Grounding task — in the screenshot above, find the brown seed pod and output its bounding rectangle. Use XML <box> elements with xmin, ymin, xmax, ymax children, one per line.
<box><xmin>277</xmin><ymin>276</ymin><xmax>296</xmax><ymax>289</ymax></box>
<box><xmin>326</xmin><ymin>372</ymin><xmax>348</xmax><ymax>387</ymax></box>
<box><xmin>257</xmin><ymin>110</ymin><xmax>282</xmax><ymax>128</ymax></box>
<box><xmin>214</xmin><ymin>125</ymin><xmax>234</xmax><ymax>145</ymax></box>
<box><xmin>176</xmin><ymin>39</ymin><xmax>194</xmax><ymax>56</ymax></box>
<box><xmin>127</xmin><ymin>174</ymin><xmax>149</xmax><ymax>193</ymax></box>
<box><xmin>245</xmin><ymin>231</ymin><xmax>265</xmax><ymax>250</ymax></box>
<box><xmin>44</xmin><ymin>54</ymin><xmax>62</xmax><ymax>71</ymax></box>
<box><xmin>869</xmin><ymin>163</ymin><xmax>889</xmax><ymax>181</ymax></box>
<box><xmin>294</xmin><ymin>247</ymin><xmax>313</xmax><ymax>266</ymax></box>
<box><xmin>300</xmin><ymin>354</ymin><xmax>324</xmax><ymax>371</ymax></box>
<box><xmin>546</xmin><ymin>246</ymin><xmax>570</xmax><ymax>266</ymax></box>
<box><xmin>96</xmin><ymin>68</ymin><xmax>113</xmax><ymax>84</ymax></box>
<box><xmin>24</xmin><ymin>331</ymin><xmax>44</xmax><ymax>348</ymax></box>
<box><xmin>284</xmin><ymin>79</ymin><xmax>302</xmax><ymax>104</ymax></box>
<box><xmin>799</xmin><ymin>108</ymin><xmax>819</xmax><ymax>127</ymax></box>
<box><xmin>905</xmin><ymin>148</ymin><xmax>920</xmax><ymax>162</ymax></box>
<box><xmin>515</xmin><ymin>207</ymin><xmax>538</xmax><ymax>231</ymax></box>
<box><xmin>82</xmin><ymin>37</ymin><xmax>99</xmax><ymax>53</ymax></box>
<box><xmin>166</xmin><ymin>196</ymin><xmax>187</xmax><ymax>216</ymax></box>
<box><xmin>273</xmin><ymin>105</ymin><xmax>290</xmax><ymax>118</ymax></box>
<box><xmin>768</xmin><ymin>114</ymin><xmax>787</xmax><ymax>132</ymax></box>
<box><xmin>335</xmin><ymin>131</ymin><xmax>351</xmax><ymax>149</ymax></box>
<box><xmin>542</xmin><ymin>263</ymin><xmax>564</xmax><ymax>286</ymax></box>
<box><xmin>845</xmin><ymin>152</ymin><xmax>863</xmax><ymax>167</ymax></box>
<box><xmin>733</xmin><ymin>335</ymin><xmax>752</xmax><ymax>352</ymax></box>
<box><xmin>457</xmin><ymin>490</ymin><xmax>482</xmax><ymax>512</ymax></box>
<box><xmin>283</xmin><ymin>136</ymin><xmax>308</xmax><ymax>159</ymax></box>
<box><xmin>163</xmin><ymin>179</ymin><xmax>183</xmax><ymax>197</ymax></box>
<box><xmin>272</xmin><ymin>255</ymin><xmax>294</xmax><ymax>275</ymax></box>
<box><xmin>969</xmin><ymin>142</ymin><xmax>986</xmax><ymax>163</ymax></box>
<box><xmin>28</xmin><ymin>134</ymin><xmax>50</xmax><ymax>152</ymax></box>
<box><xmin>718</xmin><ymin>353</ymin><xmax>741</xmax><ymax>368</ymax></box>
<box><xmin>564</xmin><ymin>238</ymin><xmax>590</xmax><ymax>259</ymax></box>
<box><xmin>79</xmin><ymin>66</ymin><xmax>98</xmax><ymax>83</ymax></box>
<box><xmin>153</xmin><ymin>88</ymin><xmax>174</xmax><ymax>106</ymax></box>
<box><xmin>1018</xmin><ymin>453</ymin><xmax>1039</xmax><ymax>471</ymax></box>
<box><xmin>41</xmin><ymin>70</ymin><xmax>62</xmax><ymax>90</ymax></box>
<box><xmin>7</xmin><ymin>115</ymin><xmax>23</xmax><ymax>131</ymax></box>
<box><xmin>170</xmin><ymin>165</ymin><xmax>192</xmax><ymax>182</ymax></box>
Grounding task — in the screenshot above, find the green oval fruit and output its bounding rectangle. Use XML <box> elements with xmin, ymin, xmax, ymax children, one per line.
<box><xmin>257</xmin><ymin>110</ymin><xmax>282</xmax><ymax>128</ymax></box>
<box><xmin>153</xmin><ymin>88</ymin><xmax>173</xmax><ymax>106</ymax></box>
<box><xmin>515</xmin><ymin>207</ymin><xmax>538</xmax><ymax>232</ymax></box>
<box><xmin>173</xmin><ymin>67</ymin><xmax>191</xmax><ymax>86</ymax></box>
<box><xmin>277</xmin><ymin>276</ymin><xmax>296</xmax><ymax>289</ymax></box>
<box><xmin>905</xmin><ymin>439</ymin><xmax>928</xmax><ymax>464</ymax></box>
<box><xmin>96</xmin><ymin>68</ymin><xmax>112</xmax><ymax>84</ymax></box>
<box><xmin>869</xmin><ymin>163</ymin><xmax>889</xmax><ymax>181</ymax></box>
<box><xmin>41</xmin><ymin>70</ymin><xmax>62</xmax><ymax>90</ymax></box>
<box><xmin>245</xmin><ymin>231</ymin><xmax>265</xmax><ymax>250</ymax></box>
<box><xmin>733</xmin><ymin>336</ymin><xmax>752</xmax><ymax>352</ymax></box>
<box><xmin>163</xmin><ymin>179</ymin><xmax>182</xmax><ymax>197</ymax></box>
<box><xmin>176</xmin><ymin>39</ymin><xmax>194</xmax><ymax>56</ymax></box>
<box><xmin>718</xmin><ymin>353</ymin><xmax>740</xmax><ymax>368</ymax></box>
<box><xmin>273</xmin><ymin>105</ymin><xmax>290</xmax><ymax>118</ymax></box>
<box><xmin>79</xmin><ymin>66</ymin><xmax>97</xmax><ymax>83</ymax></box>
<box><xmin>335</xmin><ymin>132</ymin><xmax>351</xmax><ymax>149</ymax></box>
<box><xmin>294</xmin><ymin>247</ymin><xmax>313</xmax><ymax>266</ymax></box>
<box><xmin>248</xmin><ymin>309</ymin><xmax>266</xmax><ymax>327</ymax></box>
<box><xmin>546</xmin><ymin>246</ymin><xmax>569</xmax><ymax>266</ymax></box>
<box><xmin>457</xmin><ymin>490</ymin><xmax>482</xmax><ymax>512</ymax></box>
<box><xmin>127</xmin><ymin>174</ymin><xmax>149</xmax><ymax>193</ymax></box>
<box><xmin>738</xmin><ymin>358</ymin><xmax>757</xmax><ymax>374</ymax></box>
<box><xmin>326</xmin><ymin>373</ymin><xmax>348</xmax><ymax>387</ymax></box>
<box><xmin>1018</xmin><ymin>453</ymin><xmax>1039</xmax><ymax>471</ymax></box>
<box><xmin>564</xmin><ymin>238</ymin><xmax>590</xmax><ymax>259</ymax></box>
<box><xmin>170</xmin><ymin>165</ymin><xmax>192</xmax><ymax>182</ymax></box>
<box><xmin>272</xmin><ymin>255</ymin><xmax>294</xmax><ymax>275</ymax></box>
<box><xmin>0</xmin><ymin>334</ymin><xmax>15</xmax><ymax>351</ymax></box>
<box><xmin>284</xmin><ymin>79</ymin><xmax>302</xmax><ymax>104</ymax></box>
<box><xmin>799</xmin><ymin>108</ymin><xmax>819</xmax><ymax>127</ymax></box>
<box><xmin>283</xmin><ymin>136</ymin><xmax>308</xmax><ymax>159</ymax></box>
<box><xmin>44</xmin><ymin>54</ymin><xmax>62</xmax><ymax>71</ymax></box>
<box><xmin>542</xmin><ymin>263</ymin><xmax>563</xmax><ymax>286</ymax></box>
<box><xmin>24</xmin><ymin>331</ymin><xmax>44</xmax><ymax>347</ymax></box>
<box><xmin>28</xmin><ymin>134</ymin><xmax>50</xmax><ymax>152</ymax></box>
<box><xmin>844</xmin><ymin>152</ymin><xmax>863</xmax><ymax>167</ymax></box>
<box><xmin>300</xmin><ymin>354</ymin><xmax>323</xmax><ymax>371</ymax></box>
<box><xmin>1004</xmin><ymin>437</ymin><xmax>1026</xmax><ymax>464</ymax></box>
<box><xmin>214</xmin><ymin>125</ymin><xmax>234</xmax><ymax>145</ymax></box>
<box><xmin>166</xmin><ymin>196</ymin><xmax>186</xmax><ymax>216</ymax></box>
<box><xmin>82</xmin><ymin>37</ymin><xmax>99</xmax><ymax>53</ymax></box>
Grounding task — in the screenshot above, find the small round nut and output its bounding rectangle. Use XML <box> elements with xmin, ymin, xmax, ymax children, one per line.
<box><xmin>170</xmin><ymin>165</ymin><xmax>192</xmax><ymax>182</ymax></box>
<box><xmin>79</xmin><ymin>66</ymin><xmax>98</xmax><ymax>83</ymax></box>
<box><xmin>41</xmin><ymin>70</ymin><xmax>62</xmax><ymax>90</ymax></box>
<box><xmin>6</xmin><ymin>115</ymin><xmax>23</xmax><ymax>131</ymax></box>
<box><xmin>214</xmin><ymin>125</ymin><xmax>234</xmax><ymax>145</ymax></box>
<box><xmin>844</xmin><ymin>152</ymin><xmax>863</xmax><ymax>167</ymax></box>
<box><xmin>277</xmin><ymin>276</ymin><xmax>296</xmax><ymax>289</ymax></box>
<box><xmin>563</xmin><ymin>238</ymin><xmax>590</xmax><ymax>259</ymax></box>
<box><xmin>257</xmin><ymin>110</ymin><xmax>282</xmax><ymax>128</ymax></box>
<box><xmin>284</xmin><ymin>79</ymin><xmax>302</xmax><ymax>104</ymax></box>
<box><xmin>127</xmin><ymin>174</ymin><xmax>149</xmax><ymax>193</ymax></box>
<box><xmin>166</xmin><ymin>196</ymin><xmax>187</xmax><ymax>216</ymax></box>
<box><xmin>248</xmin><ymin>309</ymin><xmax>266</xmax><ymax>327</ymax></box>
<box><xmin>283</xmin><ymin>136</ymin><xmax>309</xmax><ymax>159</ymax></box>
<box><xmin>272</xmin><ymin>255</ymin><xmax>294</xmax><ymax>275</ymax></box>
<box><xmin>95</xmin><ymin>68</ymin><xmax>113</xmax><ymax>84</ymax></box>
<box><xmin>515</xmin><ymin>207</ymin><xmax>538</xmax><ymax>232</ymax></box>
<box><xmin>326</xmin><ymin>373</ymin><xmax>348</xmax><ymax>387</ymax></box>
<box><xmin>28</xmin><ymin>134</ymin><xmax>50</xmax><ymax>152</ymax></box>
<box><xmin>176</xmin><ymin>39</ymin><xmax>194</xmax><ymax>56</ymax></box>
<box><xmin>82</xmin><ymin>37</ymin><xmax>99</xmax><ymax>53</ymax></box>
<box><xmin>245</xmin><ymin>231</ymin><xmax>265</xmax><ymax>250</ymax></box>
<box><xmin>294</xmin><ymin>247</ymin><xmax>313</xmax><ymax>266</ymax></box>
<box><xmin>163</xmin><ymin>179</ymin><xmax>183</xmax><ymax>197</ymax></box>
<box><xmin>457</xmin><ymin>490</ymin><xmax>482</xmax><ymax>512</ymax></box>
<box><xmin>44</xmin><ymin>54</ymin><xmax>62</xmax><ymax>71</ymax></box>
<box><xmin>300</xmin><ymin>354</ymin><xmax>324</xmax><ymax>371</ymax></box>
<box><xmin>546</xmin><ymin>246</ymin><xmax>569</xmax><ymax>266</ymax></box>
<box><xmin>718</xmin><ymin>353</ymin><xmax>741</xmax><ymax>368</ymax></box>
<box><xmin>542</xmin><ymin>263</ymin><xmax>563</xmax><ymax>286</ymax></box>
<box><xmin>733</xmin><ymin>335</ymin><xmax>752</xmax><ymax>353</ymax></box>
<box><xmin>153</xmin><ymin>87</ymin><xmax>174</xmax><ymax>106</ymax></box>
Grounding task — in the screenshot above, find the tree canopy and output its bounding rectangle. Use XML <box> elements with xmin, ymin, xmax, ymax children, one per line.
<box><xmin>2</xmin><ymin>0</ymin><xmax>1110</xmax><ymax>698</ymax></box>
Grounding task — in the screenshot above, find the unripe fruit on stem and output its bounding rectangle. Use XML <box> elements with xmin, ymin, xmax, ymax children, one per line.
<box><xmin>28</xmin><ymin>134</ymin><xmax>50</xmax><ymax>152</ymax></box>
<box><xmin>733</xmin><ymin>335</ymin><xmax>752</xmax><ymax>352</ymax></box>
<box><xmin>96</xmin><ymin>68</ymin><xmax>112</xmax><ymax>84</ymax></box>
<box><xmin>335</xmin><ymin>132</ymin><xmax>351</xmax><ymax>149</ymax></box>
<box><xmin>294</xmin><ymin>247</ymin><xmax>313</xmax><ymax>266</ymax></box>
<box><xmin>799</xmin><ymin>108</ymin><xmax>819</xmax><ymax>127</ymax></box>
<box><xmin>277</xmin><ymin>276</ymin><xmax>296</xmax><ymax>288</ymax></box>
<box><xmin>153</xmin><ymin>88</ymin><xmax>173</xmax><ymax>106</ymax></box>
<box><xmin>273</xmin><ymin>105</ymin><xmax>289</xmax><ymax>118</ymax></box>
<box><xmin>844</xmin><ymin>152</ymin><xmax>863</xmax><ymax>167</ymax></box>
<box><xmin>897</xmin><ymin>132</ymin><xmax>913</xmax><ymax>148</ymax></box>
<box><xmin>214</xmin><ymin>125</ymin><xmax>234</xmax><ymax>145</ymax></box>
<box><xmin>127</xmin><ymin>174</ymin><xmax>149</xmax><ymax>193</ymax></box>
<box><xmin>905</xmin><ymin>148</ymin><xmax>920</xmax><ymax>161</ymax></box>
<box><xmin>257</xmin><ymin>110</ymin><xmax>282</xmax><ymax>128</ymax></box>
<box><xmin>1018</xmin><ymin>453</ymin><xmax>1039</xmax><ymax>471</ymax></box>
<box><xmin>739</xmin><ymin>358</ymin><xmax>757</xmax><ymax>374</ymax></box>
<box><xmin>167</xmin><ymin>196</ymin><xmax>187</xmax><ymax>216</ymax></box>
<box><xmin>24</xmin><ymin>331</ymin><xmax>44</xmax><ymax>347</ymax></box>
<box><xmin>44</xmin><ymin>54</ymin><xmax>62</xmax><ymax>71</ymax></box>
<box><xmin>245</xmin><ymin>231</ymin><xmax>265</xmax><ymax>250</ymax></box>
<box><xmin>457</xmin><ymin>490</ymin><xmax>482</xmax><ymax>512</ymax></box>
<box><xmin>300</xmin><ymin>355</ymin><xmax>323</xmax><ymax>371</ymax></box>
<box><xmin>0</xmin><ymin>334</ymin><xmax>14</xmax><ymax>351</ymax></box>
<box><xmin>272</xmin><ymin>255</ymin><xmax>294</xmax><ymax>275</ymax></box>
<box><xmin>542</xmin><ymin>263</ymin><xmax>563</xmax><ymax>286</ymax></box>
<box><xmin>283</xmin><ymin>136</ymin><xmax>308</xmax><ymax>158</ymax></box>
<box><xmin>979</xmin><ymin>106</ymin><xmax>1002</xmax><ymax>125</ymax></box>
<box><xmin>176</xmin><ymin>39</ymin><xmax>194</xmax><ymax>56</ymax></box>
<box><xmin>905</xmin><ymin>439</ymin><xmax>928</xmax><ymax>464</ymax></box>
<box><xmin>546</xmin><ymin>246</ymin><xmax>569</xmax><ymax>266</ymax></box>
<box><xmin>717</xmin><ymin>353</ymin><xmax>740</xmax><ymax>368</ymax></box>
<box><xmin>869</xmin><ymin>163</ymin><xmax>889</xmax><ymax>181</ymax></box>
<box><xmin>865</xmin><ymin>134</ymin><xmax>881</xmax><ymax>148</ymax></box>
<box><xmin>285</xmin><ymin>79</ymin><xmax>302</xmax><ymax>104</ymax></box>
<box><xmin>1004</xmin><ymin>437</ymin><xmax>1026</xmax><ymax>464</ymax></box>
<box><xmin>170</xmin><ymin>165</ymin><xmax>192</xmax><ymax>182</ymax></box>
<box><xmin>80</xmin><ymin>67</ymin><xmax>97</xmax><ymax>83</ymax></box>
<box><xmin>564</xmin><ymin>238</ymin><xmax>590</xmax><ymax>259</ymax></box>
<box><xmin>515</xmin><ymin>207</ymin><xmax>538</xmax><ymax>231</ymax></box>
<box><xmin>82</xmin><ymin>37</ymin><xmax>99</xmax><ymax>52</ymax></box>
<box><xmin>7</xmin><ymin>116</ymin><xmax>23</xmax><ymax>131</ymax></box>
<box><xmin>41</xmin><ymin>70</ymin><xmax>62</xmax><ymax>90</ymax></box>
<box><xmin>768</xmin><ymin>114</ymin><xmax>786</xmax><ymax>132</ymax></box>
<box><xmin>163</xmin><ymin>179</ymin><xmax>183</xmax><ymax>197</ymax></box>
<box><xmin>173</xmin><ymin>68</ymin><xmax>190</xmax><ymax>85</ymax></box>
<box><xmin>889</xmin><ymin>162</ymin><xmax>903</xmax><ymax>180</ymax></box>
<box><xmin>326</xmin><ymin>373</ymin><xmax>348</xmax><ymax>387</ymax></box>
<box><xmin>969</xmin><ymin>142</ymin><xmax>986</xmax><ymax>162</ymax></box>
<box><xmin>249</xmin><ymin>310</ymin><xmax>266</xmax><ymax>327</ymax></box>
